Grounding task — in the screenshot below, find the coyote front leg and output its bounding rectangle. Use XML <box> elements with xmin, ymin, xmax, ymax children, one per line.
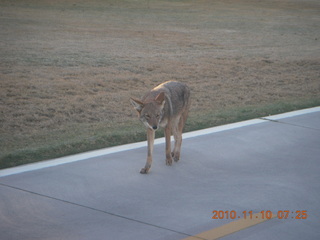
<box><xmin>140</xmin><ymin>128</ymin><xmax>155</xmax><ymax>174</ymax></box>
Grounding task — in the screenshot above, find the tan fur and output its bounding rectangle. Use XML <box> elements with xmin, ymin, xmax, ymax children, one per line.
<box><xmin>130</xmin><ymin>81</ymin><xmax>191</xmax><ymax>174</ymax></box>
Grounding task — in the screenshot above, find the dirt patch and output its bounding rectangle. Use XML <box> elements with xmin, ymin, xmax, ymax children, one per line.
<box><xmin>0</xmin><ymin>0</ymin><xmax>319</xmax><ymax>164</ymax></box>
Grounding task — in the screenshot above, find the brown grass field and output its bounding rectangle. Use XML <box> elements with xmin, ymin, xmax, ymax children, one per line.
<box><xmin>1</xmin><ymin>0</ymin><xmax>319</xmax><ymax>168</ymax></box>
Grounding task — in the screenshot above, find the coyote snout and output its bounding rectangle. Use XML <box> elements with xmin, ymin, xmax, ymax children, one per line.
<box><xmin>130</xmin><ymin>81</ymin><xmax>190</xmax><ymax>174</ymax></box>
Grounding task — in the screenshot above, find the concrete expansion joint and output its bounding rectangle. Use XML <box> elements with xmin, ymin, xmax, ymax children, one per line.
<box><xmin>0</xmin><ymin>182</ymin><xmax>192</xmax><ymax>238</ymax></box>
<box><xmin>259</xmin><ymin>117</ymin><xmax>320</xmax><ymax>131</ymax></box>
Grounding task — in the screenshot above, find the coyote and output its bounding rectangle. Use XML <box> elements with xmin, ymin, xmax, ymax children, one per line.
<box><xmin>130</xmin><ymin>81</ymin><xmax>191</xmax><ymax>174</ymax></box>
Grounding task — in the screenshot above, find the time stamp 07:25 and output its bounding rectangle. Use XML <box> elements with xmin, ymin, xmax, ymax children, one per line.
<box><xmin>212</xmin><ymin>210</ymin><xmax>308</xmax><ymax>220</ymax></box>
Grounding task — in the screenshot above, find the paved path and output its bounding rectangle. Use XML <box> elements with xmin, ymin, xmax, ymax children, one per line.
<box><xmin>1</xmin><ymin>107</ymin><xmax>320</xmax><ymax>240</ymax></box>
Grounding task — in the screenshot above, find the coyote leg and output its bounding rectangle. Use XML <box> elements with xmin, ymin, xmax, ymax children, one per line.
<box><xmin>140</xmin><ymin>128</ymin><xmax>155</xmax><ymax>174</ymax></box>
<box><xmin>164</xmin><ymin>123</ymin><xmax>173</xmax><ymax>166</ymax></box>
<box><xmin>172</xmin><ymin>110</ymin><xmax>188</xmax><ymax>162</ymax></box>
<box><xmin>172</xmin><ymin>118</ymin><xmax>182</xmax><ymax>162</ymax></box>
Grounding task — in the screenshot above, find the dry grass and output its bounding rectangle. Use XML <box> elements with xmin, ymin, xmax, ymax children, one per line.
<box><xmin>1</xmin><ymin>0</ymin><xmax>319</xmax><ymax>168</ymax></box>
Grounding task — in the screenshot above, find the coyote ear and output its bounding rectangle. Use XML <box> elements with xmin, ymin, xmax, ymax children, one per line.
<box><xmin>155</xmin><ymin>92</ymin><xmax>165</xmax><ymax>105</ymax></box>
<box><xmin>130</xmin><ymin>98</ymin><xmax>144</xmax><ymax>112</ymax></box>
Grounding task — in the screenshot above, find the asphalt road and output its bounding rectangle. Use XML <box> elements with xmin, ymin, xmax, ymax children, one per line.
<box><xmin>0</xmin><ymin>107</ymin><xmax>319</xmax><ymax>240</ymax></box>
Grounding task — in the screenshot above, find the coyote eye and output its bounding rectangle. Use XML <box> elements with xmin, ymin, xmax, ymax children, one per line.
<box><xmin>156</xmin><ymin>114</ymin><xmax>160</xmax><ymax>119</ymax></box>
<box><xmin>145</xmin><ymin>114</ymin><xmax>150</xmax><ymax>119</ymax></box>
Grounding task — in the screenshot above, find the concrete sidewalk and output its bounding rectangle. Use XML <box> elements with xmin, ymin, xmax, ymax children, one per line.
<box><xmin>1</xmin><ymin>107</ymin><xmax>319</xmax><ymax>240</ymax></box>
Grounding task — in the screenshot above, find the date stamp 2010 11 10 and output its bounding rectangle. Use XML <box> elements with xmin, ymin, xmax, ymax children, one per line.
<box><xmin>212</xmin><ymin>210</ymin><xmax>308</xmax><ymax>220</ymax></box>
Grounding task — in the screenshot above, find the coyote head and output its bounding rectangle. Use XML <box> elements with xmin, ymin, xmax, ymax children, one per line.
<box><xmin>130</xmin><ymin>92</ymin><xmax>165</xmax><ymax>131</ymax></box>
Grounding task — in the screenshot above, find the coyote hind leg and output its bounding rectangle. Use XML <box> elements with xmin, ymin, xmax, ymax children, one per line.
<box><xmin>172</xmin><ymin>112</ymin><xmax>187</xmax><ymax>162</ymax></box>
<box><xmin>172</xmin><ymin>127</ymin><xmax>182</xmax><ymax>162</ymax></box>
<box><xmin>164</xmin><ymin>123</ymin><xmax>173</xmax><ymax>166</ymax></box>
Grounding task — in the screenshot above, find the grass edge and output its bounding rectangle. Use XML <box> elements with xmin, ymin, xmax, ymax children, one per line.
<box><xmin>1</xmin><ymin>98</ymin><xmax>319</xmax><ymax>169</ymax></box>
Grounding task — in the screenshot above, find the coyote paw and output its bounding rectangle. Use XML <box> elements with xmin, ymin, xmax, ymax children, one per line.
<box><xmin>166</xmin><ymin>157</ymin><xmax>173</xmax><ymax>166</ymax></box>
<box><xmin>171</xmin><ymin>152</ymin><xmax>180</xmax><ymax>162</ymax></box>
<box><xmin>140</xmin><ymin>167</ymin><xmax>150</xmax><ymax>174</ymax></box>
